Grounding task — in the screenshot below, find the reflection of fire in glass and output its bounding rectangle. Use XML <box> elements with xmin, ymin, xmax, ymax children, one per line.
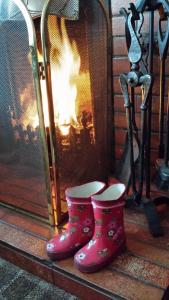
<box><xmin>19</xmin><ymin>85</ymin><xmax>39</xmax><ymax>128</ymax></box>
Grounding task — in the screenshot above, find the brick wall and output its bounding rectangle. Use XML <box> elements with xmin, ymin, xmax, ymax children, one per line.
<box><xmin>111</xmin><ymin>0</ymin><xmax>168</xmax><ymax>166</ymax></box>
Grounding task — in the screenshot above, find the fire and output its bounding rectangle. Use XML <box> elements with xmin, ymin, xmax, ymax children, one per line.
<box><xmin>49</xmin><ymin>16</ymin><xmax>81</xmax><ymax>135</ymax></box>
<box><xmin>18</xmin><ymin>16</ymin><xmax>92</xmax><ymax>138</ymax></box>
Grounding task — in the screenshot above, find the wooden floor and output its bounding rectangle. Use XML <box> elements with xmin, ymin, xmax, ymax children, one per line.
<box><xmin>0</xmin><ymin>204</ymin><xmax>169</xmax><ymax>300</ymax></box>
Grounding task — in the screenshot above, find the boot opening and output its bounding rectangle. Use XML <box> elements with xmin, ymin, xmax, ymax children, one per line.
<box><xmin>92</xmin><ymin>183</ymin><xmax>126</xmax><ymax>201</ymax></box>
<box><xmin>66</xmin><ymin>181</ymin><xmax>105</xmax><ymax>198</ymax></box>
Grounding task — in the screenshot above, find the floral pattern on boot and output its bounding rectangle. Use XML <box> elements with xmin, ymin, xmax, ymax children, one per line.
<box><xmin>47</xmin><ymin>205</ymin><xmax>94</xmax><ymax>260</ymax></box>
<box><xmin>46</xmin><ymin>181</ymin><xmax>106</xmax><ymax>260</ymax></box>
<box><xmin>74</xmin><ymin>183</ymin><xmax>126</xmax><ymax>272</ymax></box>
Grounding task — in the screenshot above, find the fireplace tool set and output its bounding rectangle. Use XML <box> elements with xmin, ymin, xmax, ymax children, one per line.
<box><xmin>119</xmin><ymin>0</ymin><xmax>169</xmax><ymax>237</ymax></box>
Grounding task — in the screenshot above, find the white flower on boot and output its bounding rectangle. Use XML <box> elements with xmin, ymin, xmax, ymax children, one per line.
<box><xmin>108</xmin><ymin>230</ymin><xmax>114</xmax><ymax>237</ymax></box>
<box><xmin>77</xmin><ymin>252</ymin><xmax>86</xmax><ymax>260</ymax></box>
<box><xmin>47</xmin><ymin>243</ymin><xmax>54</xmax><ymax>250</ymax></box>
<box><xmin>83</xmin><ymin>227</ymin><xmax>90</xmax><ymax>233</ymax></box>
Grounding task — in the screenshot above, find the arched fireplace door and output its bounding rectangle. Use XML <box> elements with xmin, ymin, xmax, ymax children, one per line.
<box><xmin>0</xmin><ymin>0</ymin><xmax>113</xmax><ymax>226</ymax></box>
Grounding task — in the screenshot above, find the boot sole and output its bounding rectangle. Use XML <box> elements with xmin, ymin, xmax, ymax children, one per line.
<box><xmin>47</xmin><ymin>245</ymin><xmax>83</xmax><ymax>261</ymax></box>
<box><xmin>74</xmin><ymin>241</ymin><xmax>126</xmax><ymax>273</ymax></box>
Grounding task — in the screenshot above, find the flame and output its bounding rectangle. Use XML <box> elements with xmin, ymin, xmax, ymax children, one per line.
<box><xmin>49</xmin><ymin>16</ymin><xmax>80</xmax><ymax>135</ymax></box>
<box><xmin>18</xmin><ymin>16</ymin><xmax>92</xmax><ymax>138</ymax></box>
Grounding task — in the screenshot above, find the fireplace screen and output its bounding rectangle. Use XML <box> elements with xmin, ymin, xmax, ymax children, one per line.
<box><xmin>0</xmin><ymin>0</ymin><xmax>51</xmax><ymax>221</ymax></box>
<box><xmin>0</xmin><ymin>0</ymin><xmax>112</xmax><ymax>226</ymax></box>
<box><xmin>41</xmin><ymin>0</ymin><xmax>112</xmax><ymax>216</ymax></box>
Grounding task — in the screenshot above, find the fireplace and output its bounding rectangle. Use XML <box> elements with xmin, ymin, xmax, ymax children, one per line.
<box><xmin>0</xmin><ymin>0</ymin><xmax>112</xmax><ymax>225</ymax></box>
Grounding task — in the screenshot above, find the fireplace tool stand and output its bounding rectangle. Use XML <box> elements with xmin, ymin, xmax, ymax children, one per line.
<box><xmin>119</xmin><ymin>0</ymin><xmax>169</xmax><ymax>237</ymax></box>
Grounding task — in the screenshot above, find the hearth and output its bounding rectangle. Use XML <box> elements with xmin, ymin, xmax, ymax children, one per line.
<box><xmin>0</xmin><ymin>0</ymin><xmax>112</xmax><ymax>225</ymax></box>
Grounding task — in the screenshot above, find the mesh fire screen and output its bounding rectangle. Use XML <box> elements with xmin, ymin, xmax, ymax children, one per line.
<box><xmin>0</xmin><ymin>0</ymin><xmax>51</xmax><ymax>219</ymax></box>
<box><xmin>42</xmin><ymin>0</ymin><xmax>111</xmax><ymax>209</ymax></box>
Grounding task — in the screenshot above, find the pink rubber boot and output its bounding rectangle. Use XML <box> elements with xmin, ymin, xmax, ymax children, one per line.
<box><xmin>74</xmin><ymin>183</ymin><xmax>126</xmax><ymax>272</ymax></box>
<box><xmin>46</xmin><ymin>181</ymin><xmax>106</xmax><ymax>260</ymax></box>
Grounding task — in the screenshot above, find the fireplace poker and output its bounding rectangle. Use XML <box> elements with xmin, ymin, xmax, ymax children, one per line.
<box><xmin>144</xmin><ymin>10</ymin><xmax>154</xmax><ymax>199</ymax></box>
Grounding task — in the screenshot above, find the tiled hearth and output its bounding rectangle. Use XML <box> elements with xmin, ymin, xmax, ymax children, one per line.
<box><xmin>0</xmin><ymin>202</ymin><xmax>169</xmax><ymax>300</ymax></box>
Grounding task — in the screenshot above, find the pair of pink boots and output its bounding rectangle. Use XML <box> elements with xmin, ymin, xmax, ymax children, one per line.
<box><xmin>47</xmin><ymin>181</ymin><xmax>126</xmax><ymax>273</ymax></box>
